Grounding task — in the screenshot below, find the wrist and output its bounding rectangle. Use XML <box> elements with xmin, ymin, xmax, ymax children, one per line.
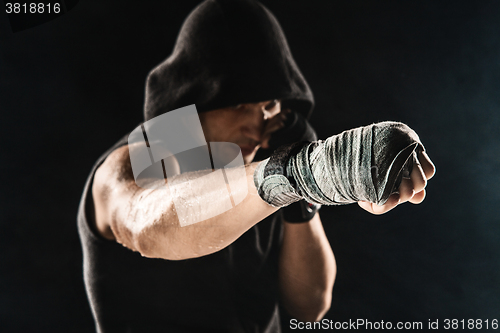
<box><xmin>253</xmin><ymin>142</ymin><xmax>309</xmax><ymax>207</ymax></box>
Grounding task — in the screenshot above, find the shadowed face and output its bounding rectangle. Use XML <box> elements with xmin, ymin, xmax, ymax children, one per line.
<box><xmin>199</xmin><ymin>100</ymin><xmax>285</xmax><ymax>164</ymax></box>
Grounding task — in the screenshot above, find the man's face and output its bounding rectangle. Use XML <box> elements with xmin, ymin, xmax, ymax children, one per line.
<box><xmin>199</xmin><ymin>100</ymin><xmax>285</xmax><ymax>164</ymax></box>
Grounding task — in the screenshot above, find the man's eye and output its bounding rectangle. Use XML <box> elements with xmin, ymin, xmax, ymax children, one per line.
<box><xmin>265</xmin><ymin>100</ymin><xmax>279</xmax><ymax>110</ymax></box>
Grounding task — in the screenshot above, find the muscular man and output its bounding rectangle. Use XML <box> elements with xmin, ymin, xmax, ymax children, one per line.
<box><xmin>77</xmin><ymin>0</ymin><xmax>435</xmax><ymax>332</ymax></box>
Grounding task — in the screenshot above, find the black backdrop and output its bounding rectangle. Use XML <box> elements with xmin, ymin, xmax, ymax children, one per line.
<box><xmin>1</xmin><ymin>1</ymin><xmax>499</xmax><ymax>332</ymax></box>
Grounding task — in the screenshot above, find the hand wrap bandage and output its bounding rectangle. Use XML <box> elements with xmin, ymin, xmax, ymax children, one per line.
<box><xmin>254</xmin><ymin>121</ymin><xmax>424</xmax><ymax>207</ymax></box>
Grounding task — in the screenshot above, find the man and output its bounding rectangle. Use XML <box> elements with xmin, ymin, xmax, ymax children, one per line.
<box><xmin>78</xmin><ymin>0</ymin><xmax>435</xmax><ymax>332</ymax></box>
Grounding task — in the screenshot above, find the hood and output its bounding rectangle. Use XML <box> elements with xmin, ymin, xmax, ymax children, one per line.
<box><xmin>143</xmin><ymin>0</ymin><xmax>314</xmax><ymax>121</ymax></box>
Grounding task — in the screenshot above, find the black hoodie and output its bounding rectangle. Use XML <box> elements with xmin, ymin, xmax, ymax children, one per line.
<box><xmin>78</xmin><ymin>1</ymin><xmax>316</xmax><ymax>332</ymax></box>
<box><xmin>144</xmin><ymin>0</ymin><xmax>314</xmax><ymax>121</ymax></box>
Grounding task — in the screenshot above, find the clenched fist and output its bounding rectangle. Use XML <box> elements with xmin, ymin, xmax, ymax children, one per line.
<box><xmin>254</xmin><ymin>121</ymin><xmax>436</xmax><ymax>214</ymax></box>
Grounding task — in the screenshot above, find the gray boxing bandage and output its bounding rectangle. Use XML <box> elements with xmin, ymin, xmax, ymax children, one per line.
<box><xmin>254</xmin><ymin>121</ymin><xmax>424</xmax><ymax>207</ymax></box>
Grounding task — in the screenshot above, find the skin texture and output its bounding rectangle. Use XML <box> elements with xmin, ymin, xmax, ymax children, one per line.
<box><xmin>92</xmin><ymin>100</ymin><xmax>435</xmax><ymax>322</ymax></box>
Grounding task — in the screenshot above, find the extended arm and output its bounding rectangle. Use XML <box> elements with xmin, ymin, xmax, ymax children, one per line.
<box><xmin>93</xmin><ymin>121</ymin><xmax>435</xmax><ymax>262</ymax></box>
<box><xmin>92</xmin><ymin>145</ymin><xmax>278</xmax><ymax>260</ymax></box>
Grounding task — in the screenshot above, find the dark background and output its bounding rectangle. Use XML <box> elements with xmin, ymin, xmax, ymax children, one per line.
<box><xmin>1</xmin><ymin>0</ymin><xmax>499</xmax><ymax>332</ymax></box>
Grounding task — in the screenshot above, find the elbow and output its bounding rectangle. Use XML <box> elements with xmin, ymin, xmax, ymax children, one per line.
<box><xmin>134</xmin><ymin>231</ymin><xmax>217</xmax><ymax>261</ymax></box>
<box><xmin>134</xmin><ymin>230</ymin><xmax>162</xmax><ymax>258</ymax></box>
<box><xmin>286</xmin><ymin>291</ymin><xmax>332</xmax><ymax>323</ymax></box>
<box><xmin>111</xmin><ymin>199</ymin><xmax>232</xmax><ymax>260</ymax></box>
<box><xmin>283</xmin><ymin>267</ymin><xmax>336</xmax><ymax>322</ymax></box>
<box><xmin>133</xmin><ymin>222</ymin><xmax>202</xmax><ymax>261</ymax></box>
<box><xmin>133</xmin><ymin>224</ymin><xmax>183</xmax><ymax>260</ymax></box>
<box><xmin>111</xmin><ymin>197</ymin><xmax>186</xmax><ymax>259</ymax></box>
<box><xmin>310</xmin><ymin>293</ymin><xmax>332</xmax><ymax>322</ymax></box>
<box><xmin>110</xmin><ymin>215</ymin><xmax>174</xmax><ymax>260</ymax></box>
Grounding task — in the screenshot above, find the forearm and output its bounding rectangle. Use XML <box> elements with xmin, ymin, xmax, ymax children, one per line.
<box><xmin>279</xmin><ymin>213</ymin><xmax>336</xmax><ymax>322</ymax></box>
<box><xmin>112</xmin><ymin>162</ymin><xmax>278</xmax><ymax>260</ymax></box>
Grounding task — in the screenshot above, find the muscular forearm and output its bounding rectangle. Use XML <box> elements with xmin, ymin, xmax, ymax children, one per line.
<box><xmin>110</xmin><ymin>162</ymin><xmax>278</xmax><ymax>260</ymax></box>
<box><xmin>279</xmin><ymin>213</ymin><xmax>336</xmax><ymax>322</ymax></box>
